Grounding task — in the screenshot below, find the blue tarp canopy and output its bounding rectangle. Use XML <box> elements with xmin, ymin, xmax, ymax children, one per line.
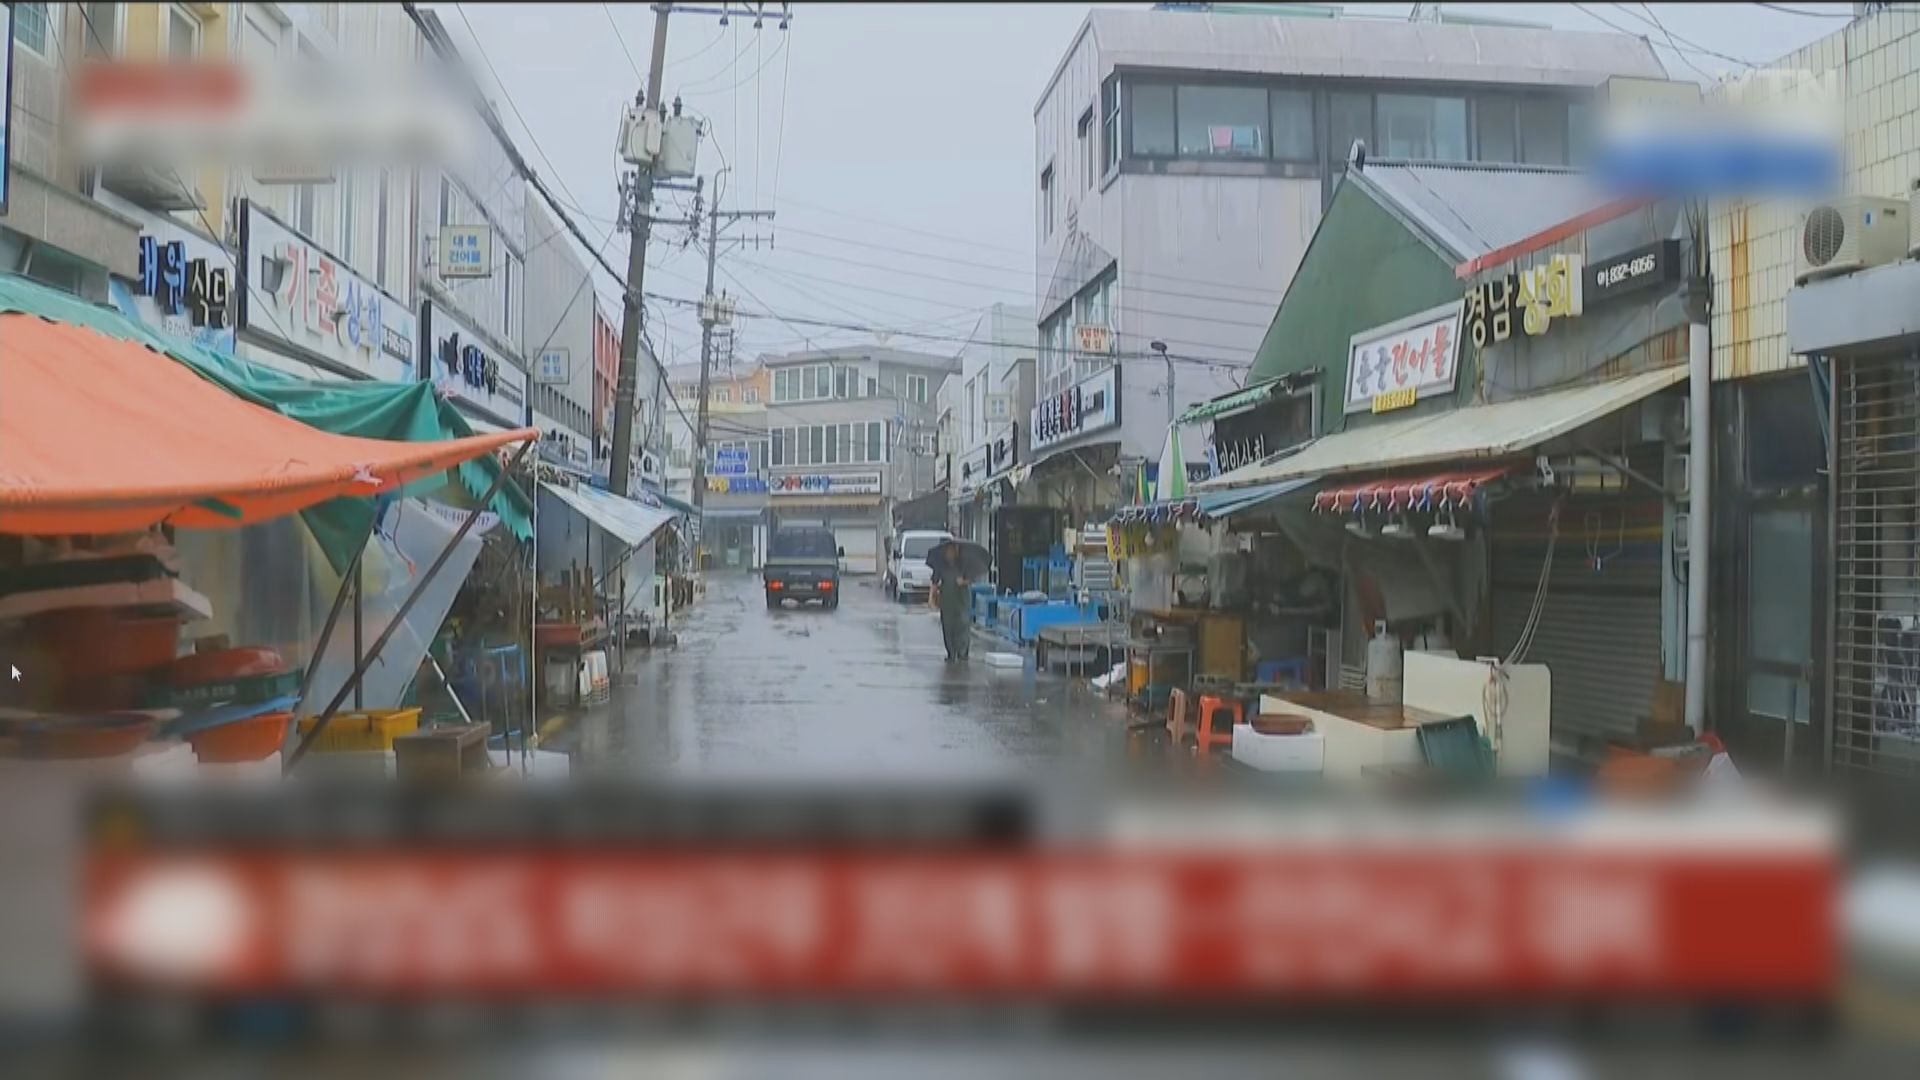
<box><xmin>1110</xmin><ymin>476</ymin><xmax>1318</xmax><ymax>525</ymax></box>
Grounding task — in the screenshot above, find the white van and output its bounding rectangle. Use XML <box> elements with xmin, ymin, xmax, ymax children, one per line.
<box><xmin>884</xmin><ymin>529</ymin><xmax>953</xmax><ymax>603</ymax></box>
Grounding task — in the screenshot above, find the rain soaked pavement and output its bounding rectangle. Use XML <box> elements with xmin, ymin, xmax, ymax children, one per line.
<box><xmin>558</xmin><ymin>571</ymin><xmax>1132</xmax><ymax>781</ymax></box>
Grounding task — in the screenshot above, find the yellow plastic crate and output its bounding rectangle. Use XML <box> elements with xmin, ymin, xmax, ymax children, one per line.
<box><xmin>296</xmin><ymin>708</ymin><xmax>421</xmax><ymax>752</ymax></box>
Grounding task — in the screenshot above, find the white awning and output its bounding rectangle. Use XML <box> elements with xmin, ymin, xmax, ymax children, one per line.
<box><xmin>540</xmin><ymin>481</ymin><xmax>678</xmax><ymax>549</ymax></box>
<box><xmin>1197</xmin><ymin>366</ymin><xmax>1688</xmax><ymax>490</ymax></box>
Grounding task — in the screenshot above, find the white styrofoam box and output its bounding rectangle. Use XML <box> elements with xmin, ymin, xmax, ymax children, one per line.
<box><xmin>983</xmin><ymin>652</ymin><xmax>1024</xmax><ymax>669</ymax></box>
<box><xmin>1231</xmin><ymin>725</ymin><xmax>1323</xmax><ymax>774</ymax></box>
<box><xmin>195</xmin><ymin>752</ymin><xmax>284</xmax><ymax>785</ymax></box>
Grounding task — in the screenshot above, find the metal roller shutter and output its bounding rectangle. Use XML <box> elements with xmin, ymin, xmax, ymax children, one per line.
<box><xmin>1493</xmin><ymin>491</ymin><xmax>1665</xmax><ymax>747</ymax></box>
<box><xmin>1831</xmin><ymin>354</ymin><xmax>1920</xmax><ymax>777</ymax></box>
<box><xmin>835</xmin><ymin>525</ymin><xmax>878</xmax><ymax>575</ymax></box>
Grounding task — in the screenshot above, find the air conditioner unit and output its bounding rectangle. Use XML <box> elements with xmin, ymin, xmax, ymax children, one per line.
<box><xmin>1795</xmin><ymin>195</ymin><xmax>1906</xmax><ymax>283</ymax></box>
<box><xmin>1909</xmin><ymin>179</ymin><xmax>1920</xmax><ymax>257</ymax></box>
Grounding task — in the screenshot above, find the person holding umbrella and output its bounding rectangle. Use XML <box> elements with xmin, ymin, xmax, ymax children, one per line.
<box><xmin>926</xmin><ymin>538</ymin><xmax>989</xmax><ymax>662</ymax></box>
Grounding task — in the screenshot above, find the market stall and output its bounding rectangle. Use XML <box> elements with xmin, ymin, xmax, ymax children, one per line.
<box><xmin>536</xmin><ymin>479</ymin><xmax>681</xmax><ymax>705</ymax></box>
<box><xmin>0</xmin><ymin>280</ymin><xmax>537</xmax><ymax>781</ymax></box>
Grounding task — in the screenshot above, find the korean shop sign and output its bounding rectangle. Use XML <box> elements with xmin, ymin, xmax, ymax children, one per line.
<box><xmin>1344</xmin><ymin>301</ymin><xmax>1462</xmax><ymax>416</ymax></box>
<box><xmin>770</xmin><ymin>472</ymin><xmax>883</xmax><ymax>497</ymax></box>
<box><xmin>439</xmin><ymin>224</ymin><xmax>493</xmax><ymax>279</ymax></box>
<box><xmin>1586</xmin><ymin>240</ymin><xmax>1680</xmax><ymax>306</ymax></box>
<box><xmin>422</xmin><ymin>300</ymin><xmax>527</xmax><ymax>429</ymax></box>
<box><xmin>1031</xmin><ymin>365</ymin><xmax>1121</xmax><ymax>451</ymax></box>
<box><xmin>134</xmin><ymin>235</ymin><xmax>231</xmax><ymax>331</ymax></box>
<box><xmin>1462</xmin><ymin>254</ymin><xmax>1586</xmax><ymax>348</ymax></box>
<box><xmin>236</xmin><ymin>199</ymin><xmax>416</xmax><ymax>382</ymax></box>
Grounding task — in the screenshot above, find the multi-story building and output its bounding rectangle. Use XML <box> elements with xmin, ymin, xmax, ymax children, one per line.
<box><xmin>1028</xmin><ymin>6</ymin><xmax>1666</xmax><ymax>521</ymax></box>
<box><xmin>762</xmin><ymin>345</ymin><xmax>958</xmax><ymax>574</ymax></box>
<box><xmin>949</xmin><ymin>304</ymin><xmax>1038</xmax><ymax>545</ymax></box>
<box><xmin>592</xmin><ymin>302</ymin><xmax>619</xmax><ymax>459</ymax></box>
<box><xmin>661</xmin><ymin>361</ymin><xmax>771</xmax><ymax>569</ymax></box>
<box><xmin>522</xmin><ymin>195</ymin><xmax>596</xmax><ymax>475</ymax></box>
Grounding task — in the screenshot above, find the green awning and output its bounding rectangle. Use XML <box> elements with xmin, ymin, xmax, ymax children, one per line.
<box><xmin>1178</xmin><ymin>378</ymin><xmax>1286</xmax><ymax>424</ymax></box>
<box><xmin>0</xmin><ymin>273</ymin><xmax>533</xmax><ymax>572</ymax></box>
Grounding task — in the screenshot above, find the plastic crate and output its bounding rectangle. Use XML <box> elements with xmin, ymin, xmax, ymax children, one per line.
<box><xmin>146</xmin><ymin>669</ymin><xmax>302</xmax><ymax>709</ymax></box>
<box><xmin>296</xmin><ymin>708</ymin><xmax>421</xmax><ymax>753</ymax></box>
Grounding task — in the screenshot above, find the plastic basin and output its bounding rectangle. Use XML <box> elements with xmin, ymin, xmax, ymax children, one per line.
<box><xmin>189</xmin><ymin>711</ymin><xmax>291</xmax><ymax>764</ymax></box>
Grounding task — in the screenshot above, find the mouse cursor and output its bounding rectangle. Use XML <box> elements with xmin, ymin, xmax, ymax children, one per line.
<box><xmin>8</xmin><ymin>666</ymin><xmax>18</xmax><ymax>682</ymax></box>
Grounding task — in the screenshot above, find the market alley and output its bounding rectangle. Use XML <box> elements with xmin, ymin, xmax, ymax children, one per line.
<box><xmin>555</xmin><ymin>572</ymin><xmax>1130</xmax><ymax>781</ymax></box>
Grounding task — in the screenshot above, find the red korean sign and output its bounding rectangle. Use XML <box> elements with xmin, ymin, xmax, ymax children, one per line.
<box><xmin>1344</xmin><ymin>301</ymin><xmax>1463</xmax><ymax>416</ymax></box>
<box><xmin>86</xmin><ymin>847</ymin><xmax>1832</xmax><ymax>1000</ymax></box>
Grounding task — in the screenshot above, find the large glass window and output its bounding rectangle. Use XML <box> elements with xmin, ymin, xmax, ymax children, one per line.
<box><xmin>825</xmin><ymin>424</ymin><xmax>840</xmax><ymax>465</ymax></box>
<box><xmin>1476</xmin><ymin>98</ymin><xmax>1518</xmax><ymax>163</ymax></box>
<box><xmin>1328</xmin><ymin>91</ymin><xmax>1373</xmax><ymax>165</ymax></box>
<box><xmin>1519</xmin><ymin>98</ymin><xmax>1567</xmax><ymax>165</ymax></box>
<box><xmin>1749</xmin><ymin>507</ymin><xmax>1814</xmax><ymax>723</ymax></box>
<box><xmin>812</xmin><ymin>365</ymin><xmax>831</xmax><ymax>400</ymax></box>
<box><xmin>1176</xmin><ymin>84</ymin><xmax>1268</xmax><ymax>158</ymax></box>
<box><xmin>12</xmin><ymin>3</ymin><xmax>50</xmax><ymax>55</ymax></box>
<box><xmin>809</xmin><ymin>426</ymin><xmax>824</xmax><ymax>464</ymax></box>
<box><xmin>870</xmin><ymin>422</ymin><xmax>884</xmax><ymax>463</ymax></box>
<box><xmin>1269</xmin><ymin>89</ymin><xmax>1314</xmax><ymax>161</ymax></box>
<box><xmin>1378</xmin><ymin>94</ymin><xmax>1467</xmax><ymax>161</ymax></box>
<box><xmin>1131</xmin><ymin>83</ymin><xmax>1176</xmax><ymax>157</ymax></box>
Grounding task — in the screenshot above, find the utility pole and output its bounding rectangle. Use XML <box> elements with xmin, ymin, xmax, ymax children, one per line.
<box><xmin>608</xmin><ymin>3</ymin><xmax>673</xmax><ymax>499</ymax></box>
<box><xmin>689</xmin><ymin>175</ymin><xmax>774</xmax><ymax>556</ymax></box>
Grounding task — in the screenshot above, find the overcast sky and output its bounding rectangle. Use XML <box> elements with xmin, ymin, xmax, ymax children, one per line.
<box><xmin>431</xmin><ymin>2</ymin><xmax>1857</xmax><ymax>370</ymax></box>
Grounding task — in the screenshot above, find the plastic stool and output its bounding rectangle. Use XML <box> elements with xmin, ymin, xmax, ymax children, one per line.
<box><xmin>1194</xmin><ymin>694</ymin><xmax>1244</xmax><ymax>757</ymax></box>
<box><xmin>1256</xmin><ymin>657</ymin><xmax>1310</xmax><ymax>687</ymax></box>
<box><xmin>1166</xmin><ymin>688</ymin><xmax>1191</xmax><ymax>747</ymax></box>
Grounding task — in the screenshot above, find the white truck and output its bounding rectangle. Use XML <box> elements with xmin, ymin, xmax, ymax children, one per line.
<box><xmin>884</xmin><ymin>529</ymin><xmax>953</xmax><ymax>604</ymax></box>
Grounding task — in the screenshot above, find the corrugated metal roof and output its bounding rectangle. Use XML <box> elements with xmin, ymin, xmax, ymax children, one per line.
<box><xmin>541</xmin><ymin>482</ymin><xmax>678</xmax><ymax>549</ymax></box>
<box><xmin>1194</xmin><ymin>366</ymin><xmax>1687</xmax><ymax>489</ymax></box>
<box><xmin>1082</xmin><ymin>9</ymin><xmax>1666</xmax><ymax>91</ymax></box>
<box><xmin>1352</xmin><ymin>159</ymin><xmax>1611</xmax><ymax>263</ymax></box>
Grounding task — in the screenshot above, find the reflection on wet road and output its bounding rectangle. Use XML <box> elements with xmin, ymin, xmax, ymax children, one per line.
<box><xmin>563</xmin><ymin>572</ymin><xmax>1128</xmax><ymax>781</ymax></box>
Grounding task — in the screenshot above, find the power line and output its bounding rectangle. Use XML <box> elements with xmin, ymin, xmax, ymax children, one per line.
<box><xmin>1571</xmin><ymin>3</ymin><xmax>1757</xmax><ymax>71</ymax></box>
<box><xmin>1751</xmin><ymin>2</ymin><xmax>1856</xmax><ymax>14</ymax></box>
<box><xmin>603</xmin><ymin>2</ymin><xmax>645</xmax><ymax>81</ymax></box>
<box><xmin>1619</xmin><ymin>2</ymin><xmax>1720</xmax><ymax>82</ymax></box>
<box><xmin>451</xmin><ymin>3</ymin><xmax>603</xmax><ymax>225</ymax></box>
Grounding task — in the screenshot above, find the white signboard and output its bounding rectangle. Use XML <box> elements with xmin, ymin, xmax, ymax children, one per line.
<box><xmin>769</xmin><ymin>472</ymin><xmax>883</xmax><ymax>497</ymax></box>
<box><xmin>1344</xmin><ymin>301</ymin><xmax>1463</xmax><ymax>416</ymax></box>
<box><xmin>1031</xmin><ymin>365</ymin><xmax>1121</xmax><ymax>452</ymax></box>
<box><xmin>955</xmin><ymin>445</ymin><xmax>989</xmax><ymax>497</ymax></box>
<box><xmin>439</xmin><ymin>224</ymin><xmax>493</xmax><ymax>279</ymax></box>
<box><xmin>237</xmin><ymin>200</ymin><xmax>416</xmax><ymax>382</ymax></box>
<box><xmin>536</xmin><ymin>413</ymin><xmax>592</xmax><ymax>472</ymax></box>
<box><xmin>423</xmin><ymin>300</ymin><xmax>528</xmax><ymax>430</ymax></box>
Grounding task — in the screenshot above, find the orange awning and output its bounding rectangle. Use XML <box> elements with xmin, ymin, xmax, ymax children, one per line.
<box><xmin>0</xmin><ymin>315</ymin><xmax>536</xmax><ymax>535</ymax></box>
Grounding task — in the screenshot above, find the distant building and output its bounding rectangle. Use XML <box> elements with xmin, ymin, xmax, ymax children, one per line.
<box><xmin>761</xmin><ymin>345</ymin><xmax>960</xmax><ymax>574</ymax></box>
<box><xmin>662</xmin><ymin>361</ymin><xmax>771</xmax><ymax>569</ymax></box>
<box><xmin>949</xmin><ymin>304</ymin><xmax>1039</xmax><ymax>545</ymax></box>
<box><xmin>1029</xmin><ymin>6</ymin><xmax>1666</xmax><ymax>521</ymax></box>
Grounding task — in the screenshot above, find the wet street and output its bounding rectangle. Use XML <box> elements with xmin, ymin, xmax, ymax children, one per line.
<box><xmin>561</xmin><ymin>572</ymin><xmax>1131</xmax><ymax>781</ymax></box>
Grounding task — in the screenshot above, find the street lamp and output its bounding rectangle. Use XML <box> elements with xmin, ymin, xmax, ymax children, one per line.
<box><xmin>1150</xmin><ymin>340</ymin><xmax>1173</xmax><ymax>427</ymax></box>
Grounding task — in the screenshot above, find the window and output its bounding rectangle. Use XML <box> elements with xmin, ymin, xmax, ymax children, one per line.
<box><xmin>771</xmin><ymin>428</ymin><xmax>787</xmax><ymax>466</ymax></box>
<box><xmin>374</xmin><ymin>166</ymin><xmax>389</xmax><ymax>288</ymax></box>
<box><xmin>774</xmin><ymin>369</ymin><xmax>792</xmax><ymax>402</ymax></box>
<box><xmin>1269</xmin><ymin>89</ymin><xmax>1314</xmax><ymax>161</ymax></box>
<box><xmin>808</xmin><ymin>426</ymin><xmax>824</xmax><ymax>465</ymax></box>
<box><xmin>840</xmin><ymin>424</ymin><xmax>854</xmax><ymax>464</ymax></box>
<box><xmin>1039</xmin><ymin>165</ymin><xmax>1054</xmax><ymax>238</ymax></box>
<box><xmin>712</xmin><ymin>387</ymin><xmax>730</xmax><ymax>403</ymax></box>
<box><xmin>82</xmin><ymin>2</ymin><xmax>119</xmax><ymax>59</ymax></box>
<box><xmin>12</xmin><ymin>3</ymin><xmax>51</xmax><ymax>56</ymax></box>
<box><xmin>1130</xmin><ymin>83</ymin><xmax>1176</xmax><ymax>156</ymax></box>
<box><xmin>296</xmin><ymin>184</ymin><xmax>316</xmax><ymax>238</ymax></box>
<box><xmin>1101</xmin><ymin>76</ymin><xmax>1120</xmax><ymax>174</ymax></box>
<box><xmin>340</xmin><ymin>171</ymin><xmax>356</xmax><ymax>264</ymax></box>
<box><xmin>1748</xmin><ymin>507</ymin><xmax>1814</xmax><ymax>724</ymax></box>
<box><xmin>1476</xmin><ymin>98</ymin><xmax>1518</xmax><ymax>163</ymax></box>
<box><xmin>1176</xmin><ymin>84</ymin><xmax>1267</xmax><ymax>158</ymax></box>
<box><xmin>164</xmin><ymin>3</ymin><xmax>200</xmax><ymax>60</ymax></box>
<box><xmin>866</xmin><ymin>377</ymin><xmax>878</xmax><ymax>397</ymax></box>
<box><xmin>1078</xmin><ymin>108</ymin><xmax>1096</xmax><ymax>190</ymax></box>
<box><xmin>1377</xmin><ymin>95</ymin><xmax>1467</xmax><ymax>161</ymax></box>
<box><xmin>1566</xmin><ymin>102</ymin><xmax>1592</xmax><ymax>166</ymax></box>
<box><xmin>869</xmin><ymin>422</ymin><xmax>884</xmax><ymax>463</ymax></box>
<box><xmin>439</xmin><ymin>176</ymin><xmax>453</xmax><ymax>228</ymax></box>
<box><xmin>502</xmin><ymin>254</ymin><xmax>516</xmax><ymax>338</ymax></box>
<box><xmin>744</xmin><ymin>387</ymin><xmax>759</xmax><ymax>404</ymax></box>
<box><xmin>835</xmin><ymin>366</ymin><xmax>852</xmax><ymax>399</ymax></box>
<box><xmin>825</xmin><ymin>424</ymin><xmax>840</xmax><ymax>465</ymax></box>
<box><xmin>1518</xmin><ymin>98</ymin><xmax>1566</xmax><ymax>165</ymax></box>
<box><xmin>1328</xmin><ymin>91</ymin><xmax>1373</xmax><ymax>165</ymax></box>
<box><xmin>905</xmin><ymin>374</ymin><xmax>928</xmax><ymax>404</ymax></box>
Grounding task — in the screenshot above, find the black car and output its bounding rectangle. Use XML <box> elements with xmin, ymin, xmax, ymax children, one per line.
<box><xmin>764</xmin><ymin>526</ymin><xmax>844</xmax><ymax>610</ymax></box>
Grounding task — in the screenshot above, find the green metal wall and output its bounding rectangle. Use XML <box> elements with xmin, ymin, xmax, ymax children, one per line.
<box><xmin>1248</xmin><ymin>182</ymin><xmax>1465</xmax><ymax>435</ymax></box>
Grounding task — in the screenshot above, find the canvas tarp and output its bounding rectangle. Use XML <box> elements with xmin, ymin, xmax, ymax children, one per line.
<box><xmin>0</xmin><ymin>307</ymin><xmax>533</xmax><ymax>536</ymax></box>
<box><xmin>0</xmin><ymin>273</ymin><xmax>534</xmax><ymax>567</ymax></box>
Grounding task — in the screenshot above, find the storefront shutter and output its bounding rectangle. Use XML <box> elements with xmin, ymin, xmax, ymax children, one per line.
<box><xmin>1831</xmin><ymin>354</ymin><xmax>1920</xmax><ymax>777</ymax></box>
<box><xmin>1492</xmin><ymin>491</ymin><xmax>1664</xmax><ymax>750</ymax></box>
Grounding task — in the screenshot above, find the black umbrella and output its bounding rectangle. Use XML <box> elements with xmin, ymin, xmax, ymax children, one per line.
<box><xmin>926</xmin><ymin>539</ymin><xmax>991</xmax><ymax>581</ymax></box>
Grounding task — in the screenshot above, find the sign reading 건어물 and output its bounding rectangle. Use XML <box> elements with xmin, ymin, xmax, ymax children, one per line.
<box><xmin>1345</xmin><ymin>302</ymin><xmax>1462</xmax><ymax>416</ymax></box>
